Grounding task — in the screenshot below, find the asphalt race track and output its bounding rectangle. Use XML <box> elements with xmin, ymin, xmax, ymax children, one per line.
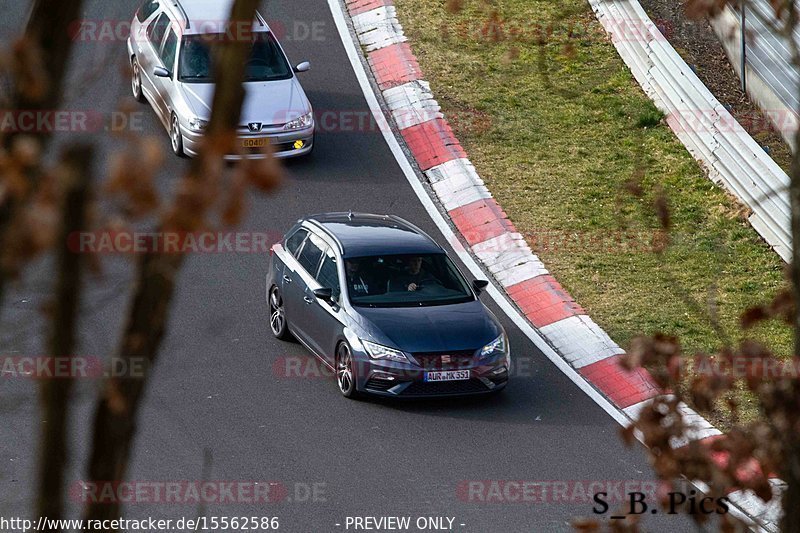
<box><xmin>0</xmin><ymin>1</ymin><xmax>704</xmax><ymax>531</ymax></box>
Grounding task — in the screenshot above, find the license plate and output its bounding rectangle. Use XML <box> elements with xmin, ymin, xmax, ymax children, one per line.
<box><xmin>424</xmin><ymin>370</ymin><xmax>470</xmax><ymax>382</ymax></box>
<box><xmin>242</xmin><ymin>138</ymin><xmax>268</xmax><ymax>148</ymax></box>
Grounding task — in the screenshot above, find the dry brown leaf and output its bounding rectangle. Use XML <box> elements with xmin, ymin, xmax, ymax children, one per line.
<box><xmin>445</xmin><ymin>0</ymin><xmax>464</xmax><ymax>14</ymax></box>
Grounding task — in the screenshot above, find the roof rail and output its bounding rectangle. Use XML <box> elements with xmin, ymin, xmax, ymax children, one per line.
<box><xmin>304</xmin><ymin>219</ymin><xmax>345</xmax><ymax>254</ymax></box>
<box><xmin>254</xmin><ymin>11</ymin><xmax>268</xmax><ymax>28</ymax></box>
<box><xmin>173</xmin><ymin>0</ymin><xmax>190</xmax><ymax>29</ymax></box>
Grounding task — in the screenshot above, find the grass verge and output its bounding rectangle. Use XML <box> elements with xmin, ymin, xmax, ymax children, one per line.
<box><xmin>393</xmin><ymin>0</ymin><xmax>791</xmax><ymax>427</ymax></box>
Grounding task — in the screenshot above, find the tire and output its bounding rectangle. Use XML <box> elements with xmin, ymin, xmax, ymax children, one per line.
<box><xmin>268</xmin><ymin>287</ymin><xmax>291</xmax><ymax>340</ymax></box>
<box><xmin>335</xmin><ymin>342</ymin><xmax>360</xmax><ymax>399</ymax></box>
<box><xmin>131</xmin><ymin>57</ymin><xmax>145</xmax><ymax>102</ymax></box>
<box><xmin>170</xmin><ymin>113</ymin><xmax>185</xmax><ymax>157</ymax></box>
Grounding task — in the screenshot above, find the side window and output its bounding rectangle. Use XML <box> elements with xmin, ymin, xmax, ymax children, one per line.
<box><xmin>285</xmin><ymin>228</ymin><xmax>308</xmax><ymax>257</ymax></box>
<box><xmin>316</xmin><ymin>250</ymin><xmax>341</xmax><ymax>300</ymax></box>
<box><xmin>297</xmin><ymin>234</ymin><xmax>325</xmax><ymax>275</ymax></box>
<box><xmin>147</xmin><ymin>13</ymin><xmax>170</xmax><ymax>48</ymax></box>
<box><xmin>160</xmin><ymin>29</ymin><xmax>178</xmax><ymax>70</ymax></box>
<box><xmin>137</xmin><ymin>0</ymin><xmax>160</xmax><ymax>22</ymax></box>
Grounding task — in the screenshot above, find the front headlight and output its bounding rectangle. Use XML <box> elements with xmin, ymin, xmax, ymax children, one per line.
<box><xmin>188</xmin><ymin>117</ymin><xmax>208</xmax><ymax>132</ymax></box>
<box><xmin>283</xmin><ymin>111</ymin><xmax>313</xmax><ymax>130</ymax></box>
<box><xmin>480</xmin><ymin>333</ymin><xmax>507</xmax><ymax>358</ymax></box>
<box><xmin>362</xmin><ymin>340</ymin><xmax>408</xmax><ymax>363</ymax></box>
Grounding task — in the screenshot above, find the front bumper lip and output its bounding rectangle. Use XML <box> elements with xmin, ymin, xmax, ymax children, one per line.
<box><xmin>180</xmin><ymin>125</ymin><xmax>315</xmax><ymax>160</ymax></box>
<box><xmin>355</xmin><ymin>352</ymin><xmax>509</xmax><ymax>397</ymax></box>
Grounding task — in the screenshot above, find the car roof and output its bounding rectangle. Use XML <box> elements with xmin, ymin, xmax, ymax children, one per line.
<box><xmin>304</xmin><ymin>213</ymin><xmax>444</xmax><ymax>258</ymax></box>
<box><xmin>166</xmin><ymin>0</ymin><xmax>270</xmax><ymax>35</ymax></box>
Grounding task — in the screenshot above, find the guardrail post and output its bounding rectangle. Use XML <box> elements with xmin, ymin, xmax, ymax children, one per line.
<box><xmin>741</xmin><ymin>1</ymin><xmax>747</xmax><ymax>93</ymax></box>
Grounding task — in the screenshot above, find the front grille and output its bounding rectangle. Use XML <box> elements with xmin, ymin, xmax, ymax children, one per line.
<box><xmin>365</xmin><ymin>378</ymin><xmax>396</xmax><ymax>392</ymax></box>
<box><xmin>412</xmin><ymin>350</ymin><xmax>476</xmax><ymax>370</ymax></box>
<box><xmin>238</xmin><ymin>124</ymin><xmax>284</xmax><ymax>133</ymax></box>
<box><xmin>401</xmin><ymin>378</ymin><xmax>489</xmax><ymax>396</ymax></box>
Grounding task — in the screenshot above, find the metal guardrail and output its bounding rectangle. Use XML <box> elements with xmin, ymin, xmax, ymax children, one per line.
<box><xmin>744</xmin><ymin>0</ymin><xmax>799</xmax><ymax>118</ymax></box>
<box><xmin>588</xmin><ymin>0</ymin><xmax>792</xmax><ymax>263</ymax></box>
<box><xmin>587</xmin><ymin>2</ymin><xmax>788</xmax><ymax>527</ymax></box>
<box><xmin>710</xmin><ymin>1</ymin><xmax>799</xmax><ymax>151</ymax></box>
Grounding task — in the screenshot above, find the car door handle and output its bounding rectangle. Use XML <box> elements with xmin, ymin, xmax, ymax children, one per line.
<box><xmin>303</xmin><ymin>296</ymin><xmax>314</xmax><ymax>304</ymax></box>
<box><xmin>283</xmin><ymin>275</ymin><xmax>292</xmax><ymax>284</ymax></box>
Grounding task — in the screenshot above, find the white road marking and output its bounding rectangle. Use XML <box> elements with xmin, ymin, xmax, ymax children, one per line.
<box><xmin>326</xmin><ymin>0</ymin><xmax>629</xmax><ymax>427</ymax></box>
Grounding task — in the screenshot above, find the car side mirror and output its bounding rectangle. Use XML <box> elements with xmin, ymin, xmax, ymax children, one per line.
<box><xmin>313</xmin><ymin>287</ymin><xmax>334</xmax><ymax>304</ymax></box>
<box><xmin>154</xmin><ymin>66</ymin><xmax>171</xmax><ymax>78</ymax></box>
<box><xmin>473</xmin><ymin>279</ymin><xmax>489</xmax><ymax>293</ymax></box>
<box><xmin>294</xmin><ymin>61</ymin><xmax>311</xmax><ymax>73</ymax></box>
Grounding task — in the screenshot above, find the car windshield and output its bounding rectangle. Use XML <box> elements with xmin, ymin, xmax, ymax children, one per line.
<box><xmin>179</xmin><ymin>32</ymin><xmax>292</xmax><ymax>83</ymax></box>
<box><xmin>344</xmin><ymin>254</ymin><xmax>474</xmax><ymax>308</ymax></box>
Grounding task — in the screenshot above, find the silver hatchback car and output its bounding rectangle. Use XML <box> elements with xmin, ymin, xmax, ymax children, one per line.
<box><xmin>128</xmin><ymin>0</ymin><xmax>314</xmax><ymax>159</ymax></box>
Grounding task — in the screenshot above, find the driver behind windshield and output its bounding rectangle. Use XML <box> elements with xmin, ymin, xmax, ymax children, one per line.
<box><xmin>179</xmin><ymin>32</ymin><xmax>291</xmax><ymax>82</ymax></box>
<box><xmin>346</xmin><ymin>259</ymin><xmax>372</xmax><ymax>296</ymax></box>
<box><xmin>389</xmin><ymin>256</ymin><xmax>439</xmax><ymax>292</ymax></box>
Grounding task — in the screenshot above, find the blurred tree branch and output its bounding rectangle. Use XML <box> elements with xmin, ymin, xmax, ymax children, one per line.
<box><xmin>37</xmin><ymin>144</ymin><xmax>93</xmax><ymax>531</ymax></box>
<box><xmin>783</xmin><ymin>1</ymin><xmax>800</xmax><ymax>528</ymax></box>
<box><xmin>0</xmin><ymin>0</ymin><xmax>85</xmax><ymax>315</ymax></box>
<box><xmin>82</xmin><ymin>0</ymin><xmax>270</xmax><ymax>524</ymax></box>
<box><xmin>0</xmin><ymin>2</ymin><xmax>89</xmax><ymax>531</ymax></box>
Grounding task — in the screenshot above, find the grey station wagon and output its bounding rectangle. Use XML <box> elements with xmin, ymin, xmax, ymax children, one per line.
<box><xmin>128</xmin><ymin>0</ymin><xmax>314</xmax><ymax>159</ymax></box>
<box><xmin>267</xmin><ymin>213</ymin><xmax>510</xmax><ymax>399</ymax></box>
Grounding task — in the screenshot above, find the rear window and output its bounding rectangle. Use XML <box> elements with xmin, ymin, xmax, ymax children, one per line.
<box><xmin>297</xmin><ymin>234</ymin><xmax>326</xmax><ymax>275</ymax></box>
<box><xmin>160</xmin><ymin>29</ymin><xmax>178</xmax><ymax>69</ymax></box>
<box><xmin>285</xmin><ymin>228</ymin><xmax>308</xmax><ymax>257</ymax></box>
<box><xmin>137</xmin><ymin>0</ymin><xmax>160</xmax><ymax>22</ymax></box>
<box><xmin>147</xmin><ymin>13</ymin><xmax>170</xmax><ymax>47</ymax></box>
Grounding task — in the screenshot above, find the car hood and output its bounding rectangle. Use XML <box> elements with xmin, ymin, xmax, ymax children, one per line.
<box><xmin>351</xmin><ymin>299</ymin><xmax>502</xmax><ymax>353</ymax></box>
<box><xmin>178</xmin><ymin>77</ymin><xmax>310</xmax><ymax>125</ymax></box>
